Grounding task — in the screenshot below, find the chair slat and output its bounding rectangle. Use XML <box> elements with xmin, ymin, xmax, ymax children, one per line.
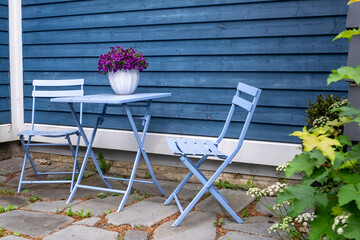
<box><xmin>175</xmin><ymin>138</ymin><xmax>193</xmax><ymax>155</ymax></box>
<box><xmin>237</xmin><ymin>82</ymin><xmax>259</xmax><ymax>96</ymax></box>
<box><xmin>32</xmin><ymin>89</ymin><xmax>84</xmax><ymax>98</ymax></box>
<box><xmin>166</xmin><ymin>138</ymin><xmax>182</xmax><ymax>155</ymax></box>
<box><xmin>33</xmin><ymin>79</ymin><xmax>84</xmax><ymax>86</ymax></box>
<box><xmin>205</xmin><ymin>140</ymin><xmax>226</xmax><ymax>158</ymax></box>
<box><xmin>232</xmin><ymin>96</ymin><xmax>252</xmax><ymax>111</ymax></box>
<box><xmin>194</xmin><ymin>139</ymin><xmax>213</xmax><ymax>155</ymax></box>
<box><xmin>184</xmin><ymin>138</ymin><xmax>204</xmax><ymax>155</ymax></box>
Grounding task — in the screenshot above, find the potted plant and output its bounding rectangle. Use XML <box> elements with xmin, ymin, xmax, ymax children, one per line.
<box><xmin>98</xmin><ymin>46</ymin><xmax>148</xmax><ymax>95</ymax></box>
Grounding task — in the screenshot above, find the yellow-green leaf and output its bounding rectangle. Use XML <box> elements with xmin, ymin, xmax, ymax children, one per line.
<box><xmin>348</xmin><ymin>0</ymin><xmax>360</xmax><ymax>4</ymax></box>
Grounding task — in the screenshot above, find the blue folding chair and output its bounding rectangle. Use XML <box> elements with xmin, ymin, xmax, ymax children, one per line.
<box><xmin>17</xmin><ymin>79</ymin><xmax>84</xmax><ymax>193</ymax></box>
<box><xmin>165</xmin><ymin>82</ymin><xmax>261</xmax><ymax>226</ymax></box>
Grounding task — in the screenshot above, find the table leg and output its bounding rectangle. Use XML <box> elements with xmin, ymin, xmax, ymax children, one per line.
<box><xmin>66</xmin><ymin>103</ymin><xmax>112</xmax><ymax>203</ymax></box>
<box><xmin>117</xmin><ymin>103</ymin><xmax>164</xmax><ymax>211</ymax></box>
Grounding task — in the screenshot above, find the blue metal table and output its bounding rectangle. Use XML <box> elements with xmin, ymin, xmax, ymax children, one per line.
<box><xmin>51</xmin><ymin>93</ymin><xmax>171</xmax><ymax>211</ymax></box>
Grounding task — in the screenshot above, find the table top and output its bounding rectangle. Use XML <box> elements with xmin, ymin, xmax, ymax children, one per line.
<box><xmin>51</xmin><ymin>93</ymin><xmax>171</xmax><ymax>104</ymax></box>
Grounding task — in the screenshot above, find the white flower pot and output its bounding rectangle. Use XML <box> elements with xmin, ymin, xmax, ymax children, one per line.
<box><xmin>108</xmin><ymin>70</ymin><xmax>139</xmax><ymax>95</ymax></box>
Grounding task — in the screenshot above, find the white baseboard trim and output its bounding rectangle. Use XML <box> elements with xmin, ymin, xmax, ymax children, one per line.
<box><xmin>0</xmin><ymin>124</ymin><xmax>16</xmax><ymax>143</ymax></box>
<box><xmin>23</xmin><ymin>123</ymin><xmax>301</xmax><ymax>167</ymax></box>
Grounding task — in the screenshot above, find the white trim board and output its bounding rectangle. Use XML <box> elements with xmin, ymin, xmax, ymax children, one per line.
<box><xmin>23</xmin><ymin>123</ymin><xmax>301</xmax><ymax>167</ymax></box>
<box><xmin>0</xmin><ymin>124</ymin><xmax>15</xmax><ymax>143</ymax></box>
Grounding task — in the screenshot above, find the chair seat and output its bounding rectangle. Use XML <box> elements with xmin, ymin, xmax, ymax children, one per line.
<box><xmin>166</xmin><ymin>137</ymin><xmax>227</xmax><ymax>159</ymax></box>
<box><xmin>18</xmin><ymin>129</ymin><xmax>79</xmax><ymax>137</ymax></box>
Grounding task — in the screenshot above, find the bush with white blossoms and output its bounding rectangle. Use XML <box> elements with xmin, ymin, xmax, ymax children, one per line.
<box><xmin>332</xmin><ymin>212</ymin><xmax>351</xmax><ymax>236</ymax></box>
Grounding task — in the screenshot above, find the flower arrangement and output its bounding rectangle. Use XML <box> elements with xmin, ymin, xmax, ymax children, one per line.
<box><xmin>97</xmin><ymin>46</ymin><xmax>148</xmax><ymax>74</ymax></box>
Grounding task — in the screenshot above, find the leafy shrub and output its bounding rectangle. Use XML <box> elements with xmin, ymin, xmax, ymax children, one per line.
<box><xmin>306</xmin><ymin>95</ymin><xmax>347</xmax><ymax>128</ymax></box>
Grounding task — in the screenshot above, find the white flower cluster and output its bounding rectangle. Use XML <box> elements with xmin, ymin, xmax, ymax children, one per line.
<box><xmin>329</xmin><ymin>99</ymin><xmax>347</xmax><ymax>111</ymax></box>
<box><xmin>295</xmin><ymin>212</ymin><xmax>316</xmax><ymax>227</ymax></box>
<box><xmin>273</xmin><ymin>201</ymin><xmax>291</xmax><ymax>210</ymax></box>
<box><xmin>246</xmin><ymin>187</ymin><xmax>267</xmax><ymax>198</ymax></box>
<box><xmin>312</xmin><ymin>116</ymin><xmax>329</xmax><ymax>128</ymax></box>
<box><xmin>268</xmin><ymin>216</ymin><xmax>294</xmax><ymax>234</ymax></box>
<box><xmin>332</xmin><ymin>212</ymin><xmax>351</xmax><ymax>236</ymax></box>
<box><xmin>276</xmin><ymin>162</ymin><xmax>290</xmax><ymax>172</ymax></box>
<box><xmin>267</xmin><ymin>182</ymin><xmax>287</xmax><ymax>196</ymax></box>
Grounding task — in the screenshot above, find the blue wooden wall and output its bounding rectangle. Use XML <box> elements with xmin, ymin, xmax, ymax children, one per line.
<box><xmin>0</xmin><ymin>0</ymin><xmax>9</xmax><ymax>124</ymax></box>
<box><xmin>21</xmin><ymin>0</ymin><xmax>349</xmax><ymax>143</ymax></box>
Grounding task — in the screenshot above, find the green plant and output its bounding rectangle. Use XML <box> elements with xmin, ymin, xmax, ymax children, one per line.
<box><xmin>0</xmin><ymin>189</ymin><xmax>16</xmax><ymax>195</ymax></box>
<box><xmin>306</xmin><ymin>94</ymin><xmax>347</xmax><ymax>129</ymax></box>
<box><xmin>56</xmin><ymin>207</ymin><xmax>60</xmax><ymax>213</ymax></box>
<box><xmin>13</xmin><ymin>232</ymin><xmax>20</xmax><ymax>236</ymax></box>
<box><xmin>66</xmin><ymin>205</ymin><xmax>74</xmax><ymax>217</ymax></box>
<box><xmin>214</xmin><ymin>179</ymin><xmax>238</xmax><ymax>190</ymax></box>
<box><xmin>213</xmin><ymin>217</ymin><xmax>224</xmax><ymax>227</ymax></box>
<box><xmin>29</xmin><ymin>195</ymin><xmax>42</xmax><ymax>203</ymax></box>
<box><xmin>97</xmin><ymin>192</ymin><xmax>107</xmax><ymax>199</ymax></box>
<box><xmin>0</xmin><ymin>204</ymin><xmax>18</xmax><ymax>213</ymax></box>
<box><xmin>98</xmin><ymin>153</ymin><xmax>111</xmax><ymax>174</ymax></box>
<box><xmin>144</xmin><ymin>172</ymin><xmax>151</xmax><ymax>179</ymax></box>
<box><xmin>104</xmin><ymin>208</ymin><xmax>112</xmax><ymax>215</ymax></box>
<box><xmin>66</xmin><ymin>205</ymin><xmax>91</xmax><ymax>218</ymax></box>
<box><xmin>242</xmin><ymin>207</ymin><xmax>249</xmax><ymax>218</ymax></box>
<box><xmin>136</xmin><ymin>224</ymin><xmax>142</xmax><ymax>229</ymax></box>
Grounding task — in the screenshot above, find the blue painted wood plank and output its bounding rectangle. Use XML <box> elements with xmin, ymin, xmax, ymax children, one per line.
<box><xmin>22</xmin><ymin>1</ymin><xmax>347</xmax><ymax>32</ymax></box>
<box><xmin>21</xmin><ymin>0</ymin><xmax>289</xmax><ymax>18</ymax></box>
<box><xmin>0</xmin><ymin>98</ymin><xmax>10</xmax><ymax>111</ymax></box>
<box><xmin>24</xmin><ymin>111</ymin><xmax>302</xmax><ymax>143</ymax></box>
<box><xmin>0</xmin><ymin>5</ymin><xmax>7</xmax><ymax>18</ymax></box>
<box><xmin>23</xmin><ymin>54</ymin><xmax>347</xmax><ymax>72</ymax></box>
<box><xmin>0</xmin><ymin>111</ymin><xmax>10</xmax><ymax>124</ymax></box>
<box><xmin>23</xmin><ymin>71</ymin><xmax>348</xmax><ymax>91</ymax></box>
<box><xmin>0</xmin><ymin>45</ymin><xmax>8</xmax><ymax>57</ymax></box>
<box><xmin>23</xmin><ymin>85</ymin><xmax>347</xmax><ymax>109</ymax></box>
<box><xmin>22</xmin><ymin>36</ymin><xmax>348</xmax><ymax>57</ymax></box>
<box><xmin>0</xmin><ymin>58</ymin><xmax>9</xmax><ymax>71</ymax></box>
<box><xmin>24</xmin><ymin>97</ymin><xmax>307</xmax><ymax>126</ymax></box>
<box><xmin>23</xmin><ymin>0</ymin><xmax>77</xmax><ymax>5</ymax></box>
<box><xmin>0</xmin><ymin>72</ymin><xmax>9</xmax><ymax>84</ymax></box>
<box><xmin>0</xmin><ymin>19</ymin><xmax>7</xmax><ymax>31</ymax></box>
<box><xmin>0</xmin><ymin>85</ymin><xmax>9</xmax><ymax>97</ymax></box>
<box><xmin>22</xmin><ymin>17</ymin><xmax>346</xmax><ymax>44</ymax></box>
<box><xmin>0</xmin><ymin>32</ymin><xmax>8</xmax><ymax>44</ymax></box>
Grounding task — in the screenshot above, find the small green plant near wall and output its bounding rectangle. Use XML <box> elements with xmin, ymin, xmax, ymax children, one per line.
<box><xmin>98</xmin><ymin>153</ymin><xmax>111</xmax><ymax>174</ymax></box>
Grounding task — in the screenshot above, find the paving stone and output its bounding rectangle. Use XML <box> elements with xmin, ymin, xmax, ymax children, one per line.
<box><xmin>133</xmin><ymin>179</ymin><xmax>203</xmax><ymax>201</ymax></box>
<box><xmin>196</xmin><ymin>189</ymin><xmax>254</xmax><ymax>216</ymax></box>
<box><xmin>0</xmin><ymin>196</ymin><xmax>28</xmax><ymax>207</ymax></box>
<box><xmin>256</xmin><ymin>197</ymin><xmax>286</xmax><ymax>217</ymax></box>
<box><xmin>219</xmin><ymin>231</ymin><xmax>277</xmax><ymax>240</ymax></box>
<box><xmin>124</xmin><ymin>230</ymin><xmax>148</xmax><ymax>240</ymax></box>
<box><xmin>26</xmin><ymin>199</ymin><xmax>81</xmax><ymax>213</ymax></box>
<box><xmin>70</xmin><ymin>195</ymin><xmax>136</xmax><ymax>216</ymax></box>
<box><xmin>81</xmin><ymin>174</ymin><xmax>127</xmax><ymax>190</ymax></box>
<box><xmin>73</xmin><ymin>217</ymin><xmax>101</xmax><ymax>226</ymax></box>
<box><xmin>0</xmin><ymin>175</ymin><xmax>8</xmax><ymax>182</ymax></box>
<box><xmin>107</xmin><ymin>197</ymin><xmax>179</xmax><ymax>227</ymax></box>
<box><xmin>152</xmin><ymin>211</ymin><xmax>217</xmax><ymax>240</ymax></box>
<box><xmin>1</xmin><ymin>236</ymin><xmax>30</xmax><ymax>240</ymax></box>
<box><xmin>0</xmin><ymin>158</ymin><xmax>31</xmax><ymax>175</ymax></box>
<box><xmin>0</xmin><ymin>210</ymin><xmax>73</xmax><ymax>237</ymax></box>
<box><xmin>222</xmin><ymin>216</ymin><xmax>278</xmax><ymax>238</ymax></box>
<box><xmin>43</xmin><ymin>225</ymin><xmax>118</xmax><ymax>240</ymax></box>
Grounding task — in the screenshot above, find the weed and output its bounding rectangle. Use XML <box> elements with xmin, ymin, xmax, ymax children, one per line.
<box><xmin>23</xmin><ymin>189</ymin><xmax>30</xmax><ymax>193</ymax></box>
<box><xmin>0</xmin><ymin>189</ymin><xmax>16</xmax><ymax>195</ymax></box>
<box><xmin>144</xmin><ymin>172</ymin><xmax>151</xmax><ymax>179</ymax></box>
<box><xmin>0</xmin><ymin>183</ymin><xmax>3</xmax><ymax>187</ymax></box>
<box><xmin>66</xmin><ymin>205</ymin><xmax>91</xmax><ymax>218</ymax></box>
<box><xmin>29</xmin><ymin>195</ymin><xmax>42</xmax><ymax>203</ymax></box>
<box><xmin>14</xmin><ymin>232</ymin><xmax>20</xmax><ymax>236</ymax></box>
<box><xmin>56</xmin><ymin>207</ymin><xmax>60</xmax><ymax>213</ymax></box>
<box><xmin>213</xmin><ymin>217</ymin><xmax>224</xmax><ymax>227</ymax></box>
<box><xmin>136</xmin><ymin>224</ymin><xmax>142</xmax><ymax>230</ymax></box>
<box><xmin>214</xmin><ymin>179</ymin><xmax>238</xmax><ymax>190</ymax></box>
<box><xmin>97</xmin><ymin>192</ymin><xmax>107</xmax><ymax>199</ymax></box>
<box><xmin>172</xmin><ymin>177</ymin><xmax>179</xmax><ymax>182</ymax></box>
<box><xmin>112</xmin><ymin>192</ymin><xmax>121</xmax><ymax>196</ymax></box>
<box><xmin>0</xmin><ymin>228</ymin><xmax>3</xmax><ymax>237</ymax></box>
<box><xmin>98</xmin><ymin>153</ymin><xmax>111</xmax><ymax>174</ymax></box>
<box><xmin>104</xmin><ymin>208</ymin><xmax>112</xmax><ymax>215</ymax></box>
<box><xmin>242</xmin><ymin>207</ymin><xmax>249</xmax><ymax>218</ymax></box>
<box><xmin>200</xmin><ymin>191</ymin><xmax>211</xmax><ymax>200</ymax></box>
<box><xmin>0</xmin><ymin>204</ymin><xmax>18</xmax><ymax>213</ymax></box>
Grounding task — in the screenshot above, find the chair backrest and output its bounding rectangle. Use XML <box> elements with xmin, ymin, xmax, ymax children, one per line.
<box><xmin>216</xmin><ymin>82</ymin><xmax>261</xmax><ymax>159</ymax></box>
<box><xmin>31</xmin><ymin>79</ymin><xmax>84</xmax><ymax>130</ymax></box>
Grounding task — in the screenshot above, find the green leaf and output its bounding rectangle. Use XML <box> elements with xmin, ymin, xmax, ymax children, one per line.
<box><xmin>338</xmin><ymin>183</ymin><xmax>360</xmax><ymax>209</ymax></box>
<box><xmin>336</xmin><ymin>135</ymin><xmax>352</xmax><ymax>147</ymax></box>
<box><xmin>314</xmin><ymin>192</ymin><xmax>328</xmax><ymax>207</ymax></box>
<box><xmin>277</xmin><ymin>185</ymin><xmax>316</xmax><ymax>214</ymax></box>
<box><xmin>333</xmin><ymin>27</ymin><xmax>360</xmax><ymax>41</ymax></box>
<box><xmin>344</xmin><ymin>214</ymin><xmax>360</xmax><ymax>240</ymax></box>
<box><xmin>285</xmin><ymin>152</ymin><xmax>316</xmax><ymax>177</ymax></box>
<box><xmin>327</xmin><ymin>65</ymin><xmax>360</xmax><ymax>85</ymax></box>
<box><xmin>309</xmin><ymin>205</ymin><xmax>337</xmax><ymax>240</ymax></box>
<box><xmin>336</xmin><ymin>105</ymin><xmax>360</xmax><ymax>126</ymax></box>
<box><xmin>309</xmin><ymin>149</ymin><xmax>327</xmax><ymax>165</ymax></box>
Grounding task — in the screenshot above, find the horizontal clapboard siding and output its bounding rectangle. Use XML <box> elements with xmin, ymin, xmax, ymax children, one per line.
<box><xmin>0</xmin><ymin>1</ymin><xmax>9</xmax><ymax>124</ymax></box>
<box><xmin>22</xmin><ymin>0</ymin><xmax>349</xmax><ymax>143</ymax></box>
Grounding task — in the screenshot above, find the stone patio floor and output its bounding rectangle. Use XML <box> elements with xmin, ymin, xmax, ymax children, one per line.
<box><xmin>0</xmin><ymin>157</ymin><xmax>282</xmax><ymax>240</ymax></box>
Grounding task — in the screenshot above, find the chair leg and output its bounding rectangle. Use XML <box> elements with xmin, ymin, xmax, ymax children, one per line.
<box><xmin>18</xmin><ymin>136</ymin><xmax>41</xmax><ymax>193</ymax></box>
<box><xmin>171</xmin><ymin>155</ymin><xmax>243</xmax><ymax>227</ymax></box>
<box><xmin>65</xmin><ymin>135</ymin><xmax>78</xmax><ymax>192</ymax></box>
